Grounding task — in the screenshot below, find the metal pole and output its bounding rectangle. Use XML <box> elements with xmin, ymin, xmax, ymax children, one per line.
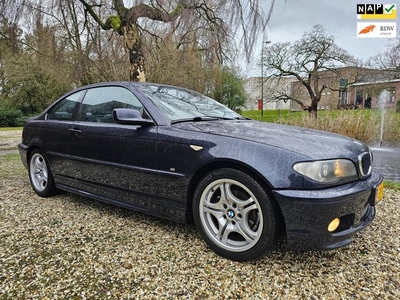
<box><xmin>261</xmin><ymin>40</ymin><xmax>271</xmax><ymax>117</ymax></box>
<box><xmin>261</xmin><ymin>45</ymin><xmax>264</xmax><ymax>117</ymax></box>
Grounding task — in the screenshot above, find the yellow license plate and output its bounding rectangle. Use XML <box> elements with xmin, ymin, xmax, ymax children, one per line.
<box><xmin>376</xmin><ymin>182</ymin><xmax>384</xmax><ymax>203</ymax></box>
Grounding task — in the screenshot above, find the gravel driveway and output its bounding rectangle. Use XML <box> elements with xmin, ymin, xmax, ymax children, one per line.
<box><xmin>1</xmin><ymin>130</ymin><xmax>399</xmax><ymax>299</ymax></box>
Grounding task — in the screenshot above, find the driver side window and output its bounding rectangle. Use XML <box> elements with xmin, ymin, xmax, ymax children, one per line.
<box><xmin>79</xmin><ymin>86</ymin><xmax>145</xmax><ymax>123</ymax></box>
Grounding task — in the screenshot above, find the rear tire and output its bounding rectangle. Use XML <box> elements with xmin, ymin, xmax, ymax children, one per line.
<box><xmin>28</xmin><ymin>149</ymin><xmax>58</xmax><ymax>197</ymax></box>
<box><xmin>193</xmin><ymin>168</ymin><xmax>280</xmax><ymax>261</ymax></box>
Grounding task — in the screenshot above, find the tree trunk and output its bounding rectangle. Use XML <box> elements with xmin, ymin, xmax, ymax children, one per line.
<box><xmin>309</xmin><ymin>98</ymin><xmax>319</xmax><ymax>118</ymax></box>
<box><xmin>123</xmin><ymin>24</ymin><xmax>146</xmax><ymax>82</ymax></box>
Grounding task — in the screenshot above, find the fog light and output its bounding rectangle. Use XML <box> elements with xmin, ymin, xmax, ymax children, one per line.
<box><xmin>328</xmin><ymin>218</ymin><xmax>340</xmax><ymax>232</ymax></box>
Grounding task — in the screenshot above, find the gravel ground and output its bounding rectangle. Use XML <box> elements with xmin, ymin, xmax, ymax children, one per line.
<box><xmin>1</xmin><ymin>131</ymin><xmax>399</xmax><ymax>299</ymax></box>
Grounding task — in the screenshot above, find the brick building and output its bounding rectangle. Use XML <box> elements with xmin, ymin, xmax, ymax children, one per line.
<box><xmin>292</xmin><ymin>67</ymin><xmax>398</xmax><ymax>110</ymax></box>
<box><xmin>244</xmin><ymin>67</ymin><xmax>399</xmax><ymax>111</ymax></box>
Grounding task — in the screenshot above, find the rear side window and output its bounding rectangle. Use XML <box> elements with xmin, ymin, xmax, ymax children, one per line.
<box><xmin>47</xmin><ymin>91</ymin><xmax>83</xmax><ymax>121</ymax></box>
<box><xmin>79</xmin><ymin>86</ymin><xmax>145</xmax><ymax>123</ymax></box>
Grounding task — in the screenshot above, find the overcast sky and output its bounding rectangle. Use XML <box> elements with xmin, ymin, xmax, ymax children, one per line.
<box><xmin>244</xmin><ymin>0</ymin><xmax>398</xmax><ymax>77</ymax></box>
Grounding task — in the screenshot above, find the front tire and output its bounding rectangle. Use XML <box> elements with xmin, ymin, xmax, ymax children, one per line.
<box><xmin>193</xmin><ymin>168</ymin><xmax>281</xmax><ymax>261</ymax></box>
<box><xmin>28</xmin><ymin>149</ymin><xmax>58</xmax><ymax>197</ymax></box>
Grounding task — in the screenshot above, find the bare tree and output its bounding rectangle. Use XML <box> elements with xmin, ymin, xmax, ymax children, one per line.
<box><xmin>145</xmin><ymin>36</ymin><xmax>212</xmax><ymax>91</ymax></box>
<box><xmin>0</xmin><ymin>0</ymin><xmax>27</xmax><ymax>54</ymax></box>
<box><xmin>77</xmin><ymin>0</ymin><xmax>277</xmax><ymax>82</ymax></box>
<box><xmin>368</xmin><ymin>33</ymin><xmax>400</xmax><ymax>79</ymax></box>
<box><xmin>15</xmin><ymin>0</ymin><xmax>130</xmax><ymax>84</ymax></box>
<box><xmin>0</xmin><ymin>0</ymin><xmax>26</xmax><ymax>24</ymax></box>
<box><xmin>263</xmin><ymin>25</ymin><xmax>358</xmax><ymax>116</ymax></box>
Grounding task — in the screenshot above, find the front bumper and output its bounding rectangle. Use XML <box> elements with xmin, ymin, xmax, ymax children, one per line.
<box><xmin>272</xmin><ymin>169</ymin><xmax>383</xmax><ymax>251</ymax></box>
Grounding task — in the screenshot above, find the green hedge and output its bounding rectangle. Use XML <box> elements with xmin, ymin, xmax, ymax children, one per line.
<box><xmin>0</xmin><ymin>107</ymin><xmax>26</xmax><ymax>127</ymax></box>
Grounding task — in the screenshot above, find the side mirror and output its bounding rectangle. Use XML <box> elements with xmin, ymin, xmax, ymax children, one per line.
<box><xmin>112</xmin><ymin>108</ymin><xmax>154</xmax><ymax>126</ymax></box>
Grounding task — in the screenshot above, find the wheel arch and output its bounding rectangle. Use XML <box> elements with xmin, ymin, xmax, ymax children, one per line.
<box><xmin>186</xmin><ymin>159</ymin><xmax>284</xmax><ymax>227</ymax></box>
<box><xmin>25</xmin><ymin>136</ymin><xmax>45</xmax><ymax>157</ymax></box>
<box><xmin>26</xmin><ymin>145</ymin><xmax>40</xmax><ymax>163</ymax></box>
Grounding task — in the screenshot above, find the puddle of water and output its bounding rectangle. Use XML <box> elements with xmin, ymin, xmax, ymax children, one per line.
<box><xmin>371</xmin><ymin>146</ymin><xmax>400</xmax><ymax>182</ymax></box>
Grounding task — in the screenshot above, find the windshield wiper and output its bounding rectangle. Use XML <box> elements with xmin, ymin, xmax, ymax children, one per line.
<box><xmin>171</xmin><ymin>116</ymin><xmax>244</xmax><ymax>124</ymax></box>
<box><xmin>171</xmin><ymin>116</ymin><xmax>217</xmax><ymax>124</ymax></box>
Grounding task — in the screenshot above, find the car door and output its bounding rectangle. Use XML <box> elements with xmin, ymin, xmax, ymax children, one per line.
<box><xmin>67</xmin><ymin>86</ymin><xmax>158</xmax><ymax>199</ymax></box>
<box><xmin>41</xmin><ymin>90</ymin><xmax>85</xmax><ymax>181</ymax></box>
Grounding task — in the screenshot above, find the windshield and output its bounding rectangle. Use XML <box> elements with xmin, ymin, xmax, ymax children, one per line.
<box><xmin>136</xmin><ymin>84</ymin><xmax>241</xmax><ymax>122</ymax></box>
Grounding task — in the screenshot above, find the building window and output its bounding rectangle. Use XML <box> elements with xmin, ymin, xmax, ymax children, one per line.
<box><xmin>356</xmin><ymin>90</ymin><xmax>363</xmax><ymax>108</ymax></box>
<box><xmin>339</xmin><ymin>78</ymin><xmax>348</xmax><ymax>88</ymax></box>
<box><xmin>338</xmin><ymin>90</ymin><xmax>348</xmax><ymax>106</ymax></box>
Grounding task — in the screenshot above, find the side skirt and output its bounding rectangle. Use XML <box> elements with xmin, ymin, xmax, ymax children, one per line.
<box><xmin>55</xmin><ymin>180</ymin><xmax>188</xmax><ymax>224</ymax></box>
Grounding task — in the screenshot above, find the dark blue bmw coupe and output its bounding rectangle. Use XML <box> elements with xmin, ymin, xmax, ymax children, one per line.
<box><xmin>18</xmin><ymin>82</ymin><xmax>384</xmax><ymax>261</ymax></box>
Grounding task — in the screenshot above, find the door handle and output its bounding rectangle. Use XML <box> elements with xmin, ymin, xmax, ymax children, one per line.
<box><xmin>68</xmin><ymin>128</ymin><xmax>82</xmax><ymax>135</ymax></box>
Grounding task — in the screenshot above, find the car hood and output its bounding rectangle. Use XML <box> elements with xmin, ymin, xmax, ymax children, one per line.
<box><xmin>173</xmin><ymin>120</ymin><xmax>369</xmax><ymax>160</ymax></box>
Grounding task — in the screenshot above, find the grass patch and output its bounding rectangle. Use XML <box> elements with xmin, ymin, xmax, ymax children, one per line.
<box><xmin>384</xmin><ymin>181</ymin><xmax>400</xmax><ymax>191</ymax></box>
<box><xmin>242</xmin><ymin>109</ymin><xmax>400</xmax><ymax>144</ymax></box>
<box><xmin>0</xmin><ymin>127</ymin><xmax>23</xmax><ymax>131</ymax></box>
<box><xmin>242</xmin><ymin>109</ymin><xmax>293</xmax><ymax>123</ymax></box>
<box><xmin>0</xmin><ymin>152</ymin><xmax>26</xmax><ymax>178</ymax></box>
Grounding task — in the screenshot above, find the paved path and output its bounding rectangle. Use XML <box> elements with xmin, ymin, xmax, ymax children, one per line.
<box><xmin>371</xmin><ymin>146</ymin><xmax>400</xmax><ymax>182</ymax></box>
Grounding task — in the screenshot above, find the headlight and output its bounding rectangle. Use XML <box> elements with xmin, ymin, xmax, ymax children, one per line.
<box><xmin>293</xmin><ymin>159</ymin><xmax>357</xmax><ymax>183</ymax></box>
